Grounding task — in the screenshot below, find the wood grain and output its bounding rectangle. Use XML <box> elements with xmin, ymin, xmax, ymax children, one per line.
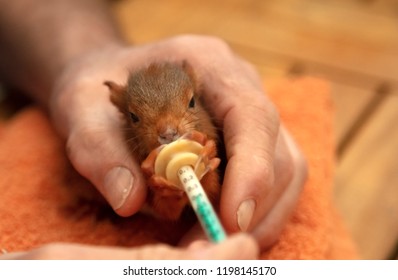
<box><xmin>335</xmin><ymin>93</ymin><xmax>398</xmax><ymax>259</ymax></box>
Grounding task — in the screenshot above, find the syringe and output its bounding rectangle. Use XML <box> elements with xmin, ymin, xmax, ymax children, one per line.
<box><xmin>177</xmin><ymin>165</ymin><xmax>226</xmax><ymax>243</ymax></box>
<box><xmin>154</xmin><ymin>138</ymin><xmax>227</xmax><ymax>243</ymax></box>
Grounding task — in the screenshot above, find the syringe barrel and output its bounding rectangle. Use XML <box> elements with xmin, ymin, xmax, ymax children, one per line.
<box><xmin>177</xmin><ymin>165</ymin><xmax>226</xmax><ymax>243</ymax></box>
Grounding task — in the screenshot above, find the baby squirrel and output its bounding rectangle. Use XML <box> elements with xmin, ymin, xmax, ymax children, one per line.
<box><xmin>104</xmin><ymin>61</ymin><xmax>221</xmax><ymax>220</ymax></box>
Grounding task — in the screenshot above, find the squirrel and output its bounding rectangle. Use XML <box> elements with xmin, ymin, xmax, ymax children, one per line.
<box><xmin>104</xmin><ymin>61</ymin><xmax>221</xmax><ymax>220</ymax></box>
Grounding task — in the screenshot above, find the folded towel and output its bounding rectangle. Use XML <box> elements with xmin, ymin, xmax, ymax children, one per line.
<box><xmin>0</xmin><ymin>77</ymin><xmax>358</xmax><ymax>259</ymax></box>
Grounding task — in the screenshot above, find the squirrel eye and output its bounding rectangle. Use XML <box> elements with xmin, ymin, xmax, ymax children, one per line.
<box><xmin>188</xmin><ymin>97</ymin><xmax>195</xmax><ymax>108</ymax></box>
<box><xmin>129</xmin><ymin>112</ymin><xmax>139</xmax><ymax>123</ymax></box>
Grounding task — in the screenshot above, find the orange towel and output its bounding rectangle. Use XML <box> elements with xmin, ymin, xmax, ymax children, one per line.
<box><xmin>0</xmin><ymin>77</ymin><xmax>358</xmax><ymax>259</ymax></box>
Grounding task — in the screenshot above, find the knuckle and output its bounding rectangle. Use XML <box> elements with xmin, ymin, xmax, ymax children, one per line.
<box><xmin>65</xmin><ymin>130</ymin><xmax>83</xmax><ymax>166</ymax></box>
<box><xmin>262</xmin><ymin>100</ymin><xmax>280</xmax><ymax>125</ymax></box>
<box><xmin>200</xmin><ymin>36</ymin><xmax>231</xmax><ymax>52</ymax></box>
<box><xmin>65</xmin><ymin>126</ymin><xmax>101</xmax><ymax>172</ymax></box>
<box><xmin>240</xmin><ymin>91</ymin><xmax>279</xmax><ymax>119</ymax></box>
<box><xmin>175</xmin><ymin>34</ymin><xmax>232</xmax><ymax>54</ymax></box>
<box><xmin>248</xmin><ymin>155</ymin><xmax>276</xmax><ymax>193</ymax></box>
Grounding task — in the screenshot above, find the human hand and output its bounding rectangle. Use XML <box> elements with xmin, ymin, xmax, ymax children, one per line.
<box><xmin>0</xmin><ymin>233</ymin><xmax>258</xmax><ymax>260</ymax></box>
<box><xmin>50</xmin><ymin>35</ymin><xmax>307</xmax><ymax>249</ymax></box>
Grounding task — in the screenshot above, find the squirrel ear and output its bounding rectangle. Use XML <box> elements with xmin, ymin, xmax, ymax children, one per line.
<box><xmin>104</xmin><ymin>80</ymin><xmax>126</xmax><ymax>110</ymax></box>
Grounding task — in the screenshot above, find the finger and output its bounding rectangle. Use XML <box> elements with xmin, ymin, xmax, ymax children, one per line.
<box><xmin>51</xmin><ymin>81</ymin><xmax>147</xmax><ymax>217</ymax></box>
<box><xmin>179</xmin><ymin>43</ymin><xmax>282</xmax><ymax>233</ymax></box>
<box><xmin>252</xmin><ymin>127</ymin><xmax>308</xmax><ymax>249</ymax></box>
<box><xmin>146</xmin><ymin>233</ymin><xmax>258</xmax><ymax>259</ymax></box>
<box><xmin>238</xmin><ymin>126</ymin><xmax>295</xmax><ymax>231</ymax></box>
<box><xmin>187</xmin><ymin>233</ymin><xmax>259</xmax><ymax>260</ymax></box>
<box><xmin>145</xmin><ymin>233</ymin><xmax>258</xmax><ymax>260</ymax></box>
<box><xmin>201</xmin><ymin>80</ymin><xmax>280</xmax><ymax>232</ymax></box>
<box><xmin>6</xmin><ymin>235</ymin><xmax>258</xmax><ymax>260</ymax></box>
<box><xmin>65</xmin><ymin>117</ymin><xmax>147</xmax><ymax>217</ymax></box>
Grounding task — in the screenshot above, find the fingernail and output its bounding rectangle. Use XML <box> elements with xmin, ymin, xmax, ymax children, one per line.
<box><xmin>237</xmin><ymin>199</ymin><xmax>256</xmax><ymax>231</ymax></box>
<box><xmin>103</xmin><ymin>166</ymin><xmax>134</xmax><ymax>210</ymax></box>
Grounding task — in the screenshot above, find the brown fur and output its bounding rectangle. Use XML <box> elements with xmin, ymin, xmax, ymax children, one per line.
<box><xmin>104</xmin><ymin>61</ymin><xmax>220</xmax><ymax>220</ymax></box>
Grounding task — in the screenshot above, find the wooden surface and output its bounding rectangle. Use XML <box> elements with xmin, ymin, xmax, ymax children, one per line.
<box><xmin>0</xmin><ymin>0</ymin><xmax>396</xmax><ymax>259</ymax></box>
<box><xmin>110</xmin><ymin>0</ymin><xmax>398</xmax><ymax>259</ymax></box>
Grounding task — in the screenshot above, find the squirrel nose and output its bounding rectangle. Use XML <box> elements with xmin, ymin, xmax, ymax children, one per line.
<box><xmin>158</xmin><ymin>127</ymin><xmax>179</xmax><ymax>145</ymax></box>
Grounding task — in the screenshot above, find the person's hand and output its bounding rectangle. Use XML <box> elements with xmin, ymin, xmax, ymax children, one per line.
<box><xmin>50</xmin><ymin>35</ymin><xmax>307</xmax><ymax>249</ymax></box>
<box><xmin>1</xmin><ymin>233</ymin><xmax>258</xmax><ymax>260</ymax></box>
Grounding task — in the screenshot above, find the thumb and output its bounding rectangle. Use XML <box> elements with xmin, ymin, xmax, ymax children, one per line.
<box><xmin>65</xmin><ymin>121</ymin><xmax>147</xmax><ymax>216</ymax></box>
<box><xmin>1</xmin><ymin>234</ymin><xmax>259</xmax><ymax>259</ymax></box>
<box><xmin>136</xmin><ymin>233</ymin><xmax>259</xmax><ymax>260</ymax></box>
<box><xmin>50</xmin><ymin>69</ymin><xmax>147</xmax><ymax>217</ymax></box>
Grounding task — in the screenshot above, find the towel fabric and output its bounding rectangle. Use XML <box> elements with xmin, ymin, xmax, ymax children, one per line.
<box><xmin>0</xmin><ymin>77</ymin><xmax>358</xmax><ymax>259</ymax></box>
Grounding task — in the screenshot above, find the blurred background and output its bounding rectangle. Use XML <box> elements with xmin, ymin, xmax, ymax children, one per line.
<box><xmin>111</xmin><ymin>0</ymin><xmax>398</xmax><ymax>260</ymax></box>
<box><xmin>1</xmin><ymin>0</ymin><xmax>397</xmax><ymax>259</ymax></box>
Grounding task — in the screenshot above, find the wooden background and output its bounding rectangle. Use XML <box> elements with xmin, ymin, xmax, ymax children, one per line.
<box><xmin>1</xmin><ymin>0</ymin><xmax>397</xmax><ymax>259</ymax></box>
